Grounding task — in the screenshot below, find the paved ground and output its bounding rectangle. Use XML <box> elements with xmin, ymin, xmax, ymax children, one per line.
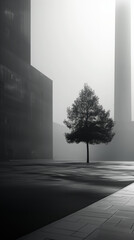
<box><xmin>1</xmin><ymin>160</ymin><xmax>134</xmax><ymax>239</ymax></box>
<box><xmin>18</xmin><ymin>182</ymin><xmax>134</xmax><ymax>240</ymax></box>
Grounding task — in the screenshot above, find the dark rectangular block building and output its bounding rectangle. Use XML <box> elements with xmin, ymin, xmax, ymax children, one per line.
<box><xmin>0</xmin><ymin>0</ymin><xmax>53</xmax><ymax>160</ymax></box>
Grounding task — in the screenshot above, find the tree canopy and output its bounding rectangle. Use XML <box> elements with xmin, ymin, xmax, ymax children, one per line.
<box><xmin>64</xmin><ymin>84</ymin><xmax>115</xmax><ymax>163</ymax></box>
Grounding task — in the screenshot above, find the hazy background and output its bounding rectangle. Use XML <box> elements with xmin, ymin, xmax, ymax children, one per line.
<box><xmin>31</xmin><ymin>0</ymin><xmax>116</xmax><ymax>125</ymax></box>
<box><xmin>132</xmin><ymin>0</ymin><xmax>134</xmax><ymax>120</ymax></box>
<box><xmin>31</xmin><ymin>0</ymin><xmax>134</xmax><ymax>124</ymax></box>
<box><xmin>30</xmin><ymin>0</ymin><xmax>134</xmax><ymax>162</ymax></box>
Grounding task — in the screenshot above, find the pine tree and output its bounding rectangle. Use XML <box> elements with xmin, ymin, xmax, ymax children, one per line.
<box><xmin>64</xmin><ymin>84</ymin><xmax>115</xmax><ymax>163</ymax></box>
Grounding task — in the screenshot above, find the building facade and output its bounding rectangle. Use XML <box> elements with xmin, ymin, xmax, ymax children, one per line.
<box><xmin>0</xmin><ymin>0</ymin><xmax>52</xmax><ymax>160</ymax></box>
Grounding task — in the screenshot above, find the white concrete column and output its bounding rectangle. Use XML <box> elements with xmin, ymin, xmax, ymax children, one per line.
<box><xmin>114</xmin><ymin>0</ymin><xmax>131</xmax><ymax>122</ymax></box>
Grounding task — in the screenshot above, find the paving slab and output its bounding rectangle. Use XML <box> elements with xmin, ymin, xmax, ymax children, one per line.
<box><xmin>17</xmin><ymin>183</ymin><xmax>134</xmax><ymax>240</ymax></box>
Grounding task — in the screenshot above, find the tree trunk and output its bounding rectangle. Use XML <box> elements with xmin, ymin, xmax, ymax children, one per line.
<box><xmin>86</xmin><ymin>142</ymin><xmax>89</xmax><ymax>164</ymax></box>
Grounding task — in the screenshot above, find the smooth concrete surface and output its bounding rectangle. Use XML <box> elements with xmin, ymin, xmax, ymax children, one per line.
<box><xmin>18</xmin><ymin>182</ymin><xmax>134</xmax><ymax>240</ymax></box>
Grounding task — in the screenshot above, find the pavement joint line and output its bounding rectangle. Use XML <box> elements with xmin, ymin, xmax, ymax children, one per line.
<box><xmin>83</xmin><ymin>227</ymin><xmax>99</xmax><ymax>240</ymax></box>
<box><xmin>130</xmin><ymin>224</ymin><xmax>134</xmax><ymax>230</ymax></box>
<box><xmin>17</xmin><ymin>182</ymin><xmax>134</xmax><ymax>240</ymax></box>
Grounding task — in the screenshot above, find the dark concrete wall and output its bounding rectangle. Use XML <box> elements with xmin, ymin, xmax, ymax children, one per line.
<box><xmin>0</xmin><ymin>0</ymin><xmax>52</xmax><ymax>160</ymax></box>
<box><xmin>0</xmin><ymin>62</ymin><xmax>52</xmax><ymax>160</ymax></box>
<box><xmin>0</xmin><ymin>0</ymin><xmax>30</xmax><ymax>63</ymax></box>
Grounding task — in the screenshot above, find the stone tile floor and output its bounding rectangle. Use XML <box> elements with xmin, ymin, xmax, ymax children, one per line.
<box><xmin>17</xmin><ymin>182</ymin><xmax>134</xmax><ymax>240</ymax></box>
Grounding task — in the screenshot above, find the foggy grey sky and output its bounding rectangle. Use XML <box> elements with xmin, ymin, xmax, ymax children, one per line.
<box><xmin>132</xmin><ymin>0</ymin><xmax>134</xmax><ymax>121</ymax></box>
<box><xmin>31</xmin><ymin>0</ymin><xmax>121</xmax><ymax>125</ymax></box>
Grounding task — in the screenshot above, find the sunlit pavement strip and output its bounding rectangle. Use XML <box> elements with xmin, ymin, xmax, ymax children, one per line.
<box><xmin>18</xmin><ymin>183</ymin><xmax>134</xmax><ymax>240</ymax></box>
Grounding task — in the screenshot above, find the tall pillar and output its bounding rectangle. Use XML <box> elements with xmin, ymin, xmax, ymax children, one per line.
<box><xmin>114</xmin><ymin>0</ymin><xmax>131</xmax><ymax>122</ymax></box>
